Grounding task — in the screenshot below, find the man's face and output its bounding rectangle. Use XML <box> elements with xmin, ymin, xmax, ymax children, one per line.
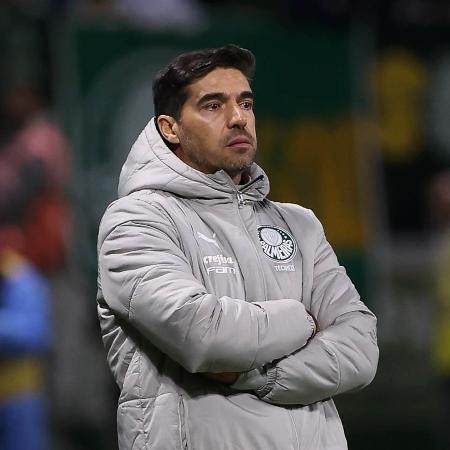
<box><xmin>172</xmin><ymin>67</ymin><xmax>257</xmax><ymax>183</ymax></box>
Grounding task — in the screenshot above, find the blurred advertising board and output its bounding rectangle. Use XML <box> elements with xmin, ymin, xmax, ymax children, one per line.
<box><xmin>55</xmin><ymin>15</ymin><xmax>372</xmax><ymax>301</ymax></box>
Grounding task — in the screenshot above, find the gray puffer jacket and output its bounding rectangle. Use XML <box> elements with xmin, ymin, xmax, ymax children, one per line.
<box><xmin>97</xmin><ymin>118</ymin><xmax>379</xmax><ymax>450</ymax></box>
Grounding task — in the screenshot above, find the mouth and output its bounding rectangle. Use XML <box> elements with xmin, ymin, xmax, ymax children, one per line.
<box><xmin>226</xmin><ymin>136</ymin><xmax>253</xmax><ymax>149</ymax></box>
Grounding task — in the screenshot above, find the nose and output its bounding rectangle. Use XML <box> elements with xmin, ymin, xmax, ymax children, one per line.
<box><xmin>227</xmin><ymin>103</ymin><xmax>247</xmax><ymax>129</ymax></box>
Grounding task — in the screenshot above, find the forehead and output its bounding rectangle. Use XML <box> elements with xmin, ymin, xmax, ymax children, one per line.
<box><xmin>186</xmin><ymin>67</ymin><xmax>251</xmax><ymax>100</ymax></box>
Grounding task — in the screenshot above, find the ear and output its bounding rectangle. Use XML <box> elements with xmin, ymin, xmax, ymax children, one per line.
<box><xmin>157</xmin><ymin>115</ymin><xmax>180</xmax><ymax>145</ymax></box>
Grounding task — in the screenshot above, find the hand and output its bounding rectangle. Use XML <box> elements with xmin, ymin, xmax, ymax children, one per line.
<box><xmin>306</xmin><ymin>310</ymin><xmax>319</xmax><ymax>336</ymax></box>
<box><xmin>203</xmin><ymin>372</ymin><xmax>240</xmax><ymax>385</ymax></box>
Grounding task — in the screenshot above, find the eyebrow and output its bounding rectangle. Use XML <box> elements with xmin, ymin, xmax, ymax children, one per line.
<box><xmin>197</xmin><ymin>90</ymin><xmax>254</xmax><ymax>106</ymax></box>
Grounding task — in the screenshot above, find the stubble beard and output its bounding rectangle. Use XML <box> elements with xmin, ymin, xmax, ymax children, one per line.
<box><xmin>221</xmin><ymin>148</ymin><xmax>256</xmax><ymax>179</ymax></box>
<box><xmin>177</xmin><ymin>130</ymin><xmax>257</xmax><ymax>178</ymax></box>
<box><xmin>213</xmin><ymin>130</ymin><xmax>258</xmax><ymax>179</ymax></box>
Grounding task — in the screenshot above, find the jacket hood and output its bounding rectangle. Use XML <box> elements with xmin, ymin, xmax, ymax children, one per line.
<box><xmin>118</xmin><ymin>118</ymin><xmax>270</xmax><ymax>202</ymax></box>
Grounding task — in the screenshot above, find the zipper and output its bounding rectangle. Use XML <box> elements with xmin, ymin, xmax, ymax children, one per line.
<box><xmin>236</xmin><ymin>190</ymin><xmax>246</xmax><ymax>208</ymax></box>
<box><xmin>287</xmin><ymin>410</ymin><xmax>301</xmax><ymax>450</ymax></box>
<box><xmin>234</xmin><ymin>183</ymin><xmax>268</xmax><ymax>301</ymax></box>
<box><xmin>178</xmin><ymin>395</ymin><xmax>190</xmax><ymax>450</ymax></box>
<box><xmin>236</xmin><ymin>174</ymin><xmax>264</xmax><ymax>209</ymax></box>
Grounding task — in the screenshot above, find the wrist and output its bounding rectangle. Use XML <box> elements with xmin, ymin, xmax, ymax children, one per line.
<box><xmin>306</xmin><ymin>310</ymin><xmax>319</xmax><ymax>338</ymax></box>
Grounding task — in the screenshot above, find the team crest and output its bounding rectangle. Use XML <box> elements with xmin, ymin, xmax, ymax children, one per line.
<box><xmin>257</xmin><ymin>225</ymin><xmax>297</xmax><ymax>262</ymax></box>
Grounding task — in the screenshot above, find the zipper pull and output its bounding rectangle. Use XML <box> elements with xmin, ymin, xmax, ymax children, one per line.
<box><xmin>236</xmin><ymin>190</ymin><xmax>246</xmax><ymax>208</ymax></box>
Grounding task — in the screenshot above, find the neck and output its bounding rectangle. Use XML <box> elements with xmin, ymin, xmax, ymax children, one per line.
<box><xmin>233</xmin><ymin>170</ymin><xmax>252</xmax><ymax>185</ymax></box>
<box><xmin>231</xmin><ymin>173</ymin><xmax>242</xmax><ymax>185</ymax></box>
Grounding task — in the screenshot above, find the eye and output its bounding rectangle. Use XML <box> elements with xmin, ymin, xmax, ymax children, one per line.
<box><xmin>240</xmin><ymin>100</ymin><xmax>254</xmax><ymax>110</ymax></box>
<box><xmin>205</xmin><ymin>102</ymin><xmax>221</xmax><ymax>111</ymax></box>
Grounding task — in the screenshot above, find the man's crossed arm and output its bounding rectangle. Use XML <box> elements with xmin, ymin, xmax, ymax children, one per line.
<box><xmin>99</xmin><ymin>198</ymin><xmax>378</xmax><ymax>405</ymax></box>
<box><xmin>98</xmin><ymin>198</ymin><xmax>317</xmax><ymax>375</ymax></box>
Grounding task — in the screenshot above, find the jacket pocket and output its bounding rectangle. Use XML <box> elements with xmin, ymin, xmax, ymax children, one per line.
<box><xmin>178</xmin><ymin>395</ymin><xmax>191</xmax><ymax>450</ymax></box>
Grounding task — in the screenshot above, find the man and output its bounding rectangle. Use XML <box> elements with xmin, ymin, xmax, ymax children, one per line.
<box><xmin>97</xmin><ymin>44</ymin><xmax>379</xmax><ymax>449</ymax></box>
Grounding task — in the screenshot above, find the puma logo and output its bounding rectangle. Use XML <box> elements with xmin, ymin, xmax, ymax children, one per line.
<box><xmin>197</xmin><ymin>231</ymin><xmax>221</xmax><ymax>250</ymax></box>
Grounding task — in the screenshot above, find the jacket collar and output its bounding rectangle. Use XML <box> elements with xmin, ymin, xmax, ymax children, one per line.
<box><xmin>118</xmin><ymin>118</ymin><xmax>270</xmax><ymax>203</ymax></box>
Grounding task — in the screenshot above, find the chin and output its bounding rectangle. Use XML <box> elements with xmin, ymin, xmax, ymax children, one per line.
<box><xmin>224</xmin><ymin>160</ymin><xmax>254</xmax><ymax>176</ymax></box>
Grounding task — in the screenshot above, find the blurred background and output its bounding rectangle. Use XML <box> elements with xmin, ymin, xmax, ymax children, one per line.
<box><xmin>1</xmin><ymin>0</ymin><xmax>450</xmax><ymax>449</ymax></box>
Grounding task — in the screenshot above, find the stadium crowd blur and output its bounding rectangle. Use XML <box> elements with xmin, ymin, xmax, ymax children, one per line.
<box><xmin>0</xmin><ymin>78</ymin><xmax>69</xmax><ymax>449</ymax></box>
<box><xmin>1</xmin><ymin>0</ymin><xmax>450</xmax><ymax>449</ymax></box>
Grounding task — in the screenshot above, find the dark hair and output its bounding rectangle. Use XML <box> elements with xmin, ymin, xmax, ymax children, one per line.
<box><xmin>152</xmin><ymin>44</ymin><xmax>255</xmax><ymax>120</ymax></box>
